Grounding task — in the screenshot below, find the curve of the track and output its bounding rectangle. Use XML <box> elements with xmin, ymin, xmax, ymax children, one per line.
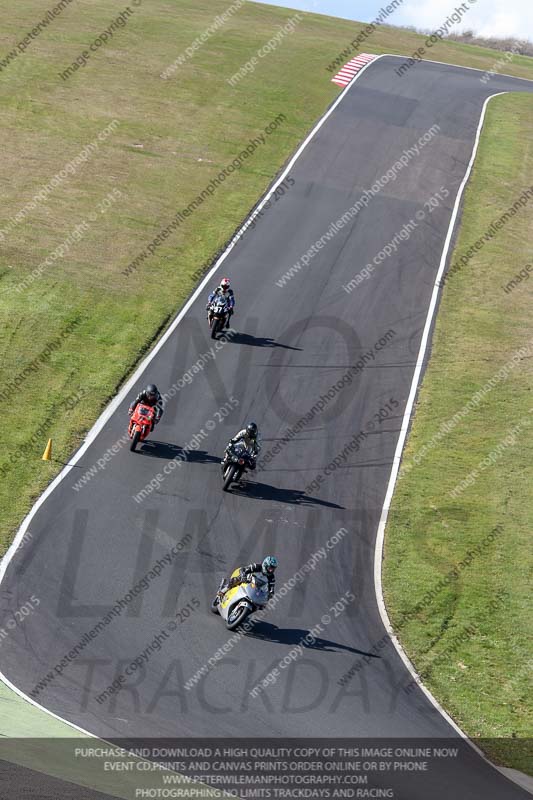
<box><xmin>1</xmin><ymin>57</ymin><xmax>532</xmax><ymax>798</ymax></box>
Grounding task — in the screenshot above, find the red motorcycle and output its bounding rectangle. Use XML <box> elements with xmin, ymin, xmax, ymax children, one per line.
<box><xmin>128</xmin><ymin>403</ymin><xmax>155</xmax><ymax>451</ymax></box>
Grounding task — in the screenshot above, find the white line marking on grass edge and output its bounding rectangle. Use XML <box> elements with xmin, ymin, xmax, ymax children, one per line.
<box><xmin>373</xmin><ymin>89</ymin><xmax>533</xmax><ymax>796</ymax></box>
<box><xmin>0</xmin><ymin>53</ymin><xmax>379</xmax><ymax>736</ymax></box>
<box><xmin>0</xmin><ymin>56</ymin><xmax>530</xmax><ymax>795</ymax></box>
<box><xmin>418</xmin><ymin>56</ymin><xmax>533</xmax><ymax>83</ymax></box>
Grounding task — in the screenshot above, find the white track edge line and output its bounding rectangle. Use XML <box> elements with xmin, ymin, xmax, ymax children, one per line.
<box><xmin>372</xmin><ymin>88</ymin><xmax>533</xmax><ymax>796</ymax></box>
<box><xmin>333</xmin><ymin>52</ymin><xmax>533</xmax><ymax>86</ymax></box>
<box><xmin>416</xmin><ymin>56</ymin><xmax>533</xmax><ymax>83</ymax></box>
<box><xmin>0</xmin><ymin>55</ymin><xmax>530</xmax><ymax>795</ymax></box>
<box><xmin>0</xmin><ymin>54</ymin><xmax>380</xmax><ymax>736</ymax></box>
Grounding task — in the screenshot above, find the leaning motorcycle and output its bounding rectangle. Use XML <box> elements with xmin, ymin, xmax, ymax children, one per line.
<box><xmin>128</xmin><ymin>403</ymin><xmax>155</xmax><ymax>451</ymax></box>
<box><xmin>208</xmin><ymin>296</ymin><xmax>230</xmax><ymax>340</ymax></box>
<box><xmin>211</xmin><ymin>568</ymin><xmax>269</xmax><ymax>630</ymax></box>
<box><xmin>221</xmin><ymin>442</ymin><xmax>254</xmax><ymax>491</ymax></box>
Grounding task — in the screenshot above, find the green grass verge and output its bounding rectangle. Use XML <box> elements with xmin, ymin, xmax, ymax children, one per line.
<box><xmin>2</xmin><ymin>1</ymin><xmax>533</xmax><ymax>556</ymax></box>
<box><xmin>0</xmin><ymin>683</ymin><xmax>210</xmax><ymax>796</ymax></box>
<box><xmin>0</xmin><ymin>0</ymin><xmax>532</xmax><ymax>755</ymax></box>
<box><xmin>384</xmin><ymin>93</ymin><xmax>533</xmax><ymax>773</ymax></box>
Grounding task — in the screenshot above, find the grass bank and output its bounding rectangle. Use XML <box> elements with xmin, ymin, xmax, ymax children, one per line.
<box><xmin>384</xmin><ymin>93</ymin><xmax>533</xmax><ymax>773</ymax></box>
<box><xmin>1</xmin><ymin>0</ymin><xmax>533</xmax><ymax>561</ymax></box>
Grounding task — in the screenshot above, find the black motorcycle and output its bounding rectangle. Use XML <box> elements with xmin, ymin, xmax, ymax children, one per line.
<box><xmin>208</xmin><ymin>296</ymin><xmax>230</xmax><ymax>340</ymax></box>
<box><xmin>221</xmin><ymin>442</ymin><xmax>255</xmax><ymax>492</ymax></box>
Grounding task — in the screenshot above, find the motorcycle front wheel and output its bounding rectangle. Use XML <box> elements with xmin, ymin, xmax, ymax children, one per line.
<box><xmin>211</xmin><ymin>318</ymin><xmax>223</xmax><ymax>340</ymax></box>
<box><xmin>226</xmin><ymin>604</ymin><xmax>250</xmax><ymax>630</ymax></box>
<box><xmin>130</xmin><ymin>429</ymin><xmax>141</xmax><ymax>451</ymax></box>
<box><xmin>211</xmin><ymin>597</ymin><xmax>220</xmax><ymax>615</ymax></box>
<box><xmin>223</xmin><ymin>464</ymin><xmax>240</xmax><ymax>491</ymax></box>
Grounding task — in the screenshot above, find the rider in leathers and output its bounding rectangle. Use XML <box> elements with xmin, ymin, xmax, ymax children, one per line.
<box><xmin>128</xmin><ymin>384</ymin><xmax>164</xmax><ymax>431</ymax></box>
<box><xmin>221</xmin><ymin>422</ymin><xmax>260</xmax><ymax>471</ymax></box>
<box><xmin>207</xmin><ymin>277</ymin><xmax>235</xmax><ymax>328</ymax></box>
<box><xmin>217</xmin><ymin>556</ymin><xmax>278</xmax><ymax>602</ymax></box>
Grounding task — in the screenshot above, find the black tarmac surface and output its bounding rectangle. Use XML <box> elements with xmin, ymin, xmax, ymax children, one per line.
<box><xmin>2</xmin><ymin>57</ymin><xmax>532</xmax><ymax>798</ymax></box>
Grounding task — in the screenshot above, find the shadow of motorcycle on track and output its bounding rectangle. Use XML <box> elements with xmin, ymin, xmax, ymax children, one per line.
<box><xmin>228</xmin><ymin>480</ymin><xmax>344</xmax><ymax>508</ymax></box>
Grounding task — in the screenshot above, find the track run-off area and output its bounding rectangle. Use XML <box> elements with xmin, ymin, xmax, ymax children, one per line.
<box><xmin>1</xmin><ymin>56</ymin><xmax>533</xmax><ymax>799</ymax></box>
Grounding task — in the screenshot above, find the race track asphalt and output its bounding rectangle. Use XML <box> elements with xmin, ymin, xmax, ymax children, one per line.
<box><xmin>1</xmin><ymin>56</ymin><xmax>532</xmax><ymax>798</ymax></box>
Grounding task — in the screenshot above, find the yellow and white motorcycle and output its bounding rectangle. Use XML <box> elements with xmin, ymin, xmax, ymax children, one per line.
<box><xmin>211</xmin><ymin>568</ymin><xmax>269</xmax><ymax>630</ymax></box>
